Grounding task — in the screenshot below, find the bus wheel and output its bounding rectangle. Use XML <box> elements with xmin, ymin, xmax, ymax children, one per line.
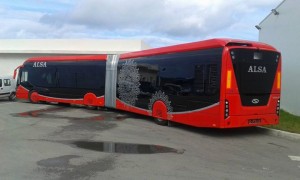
<box><xmin>28</xmin><ymin>91</ymin><xmax>39</xmax><ymax>103</ymax></box>
<box><xmin>84</xmin><ymin>93</ymin><xmax>97</xmax><ymax>106</ymax></box>
<box><xmin>8</xmin><ymin>92</ymin><xmax>16</xmax><ymax>101</ymax></box>
<box><xmin>86</xmin><ymin>105</ymin><xmax>97</xmax><ymax>110</ymax></box>
<box><xmin>57</xmin><ymin>102</ymin><xmax>70</xmax><ymax>107</ymax></box>
<box><xmin>152</xmin><ymin>100</ymin><xmax>168</xmax><ymax>126</ymax></box>
<box><xmin>84</xmin><ymin>93</ymin><xmax>98</xmax><ymax>110</ymax></box>
<box><xmin>154</xmin><ymin>118</ymin><xmax>168</xmax><ymax>126</ymax></box>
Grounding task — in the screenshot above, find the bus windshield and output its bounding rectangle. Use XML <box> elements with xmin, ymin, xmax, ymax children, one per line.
<box><xmin>230</xmin><ymin>49</ymin><xmax>280</xmax><ymax>106</ymax></box>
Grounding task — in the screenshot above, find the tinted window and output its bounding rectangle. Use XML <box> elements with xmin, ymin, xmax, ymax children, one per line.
<box><xmin>20</xmin><ymin>61</ymin><xmax>106</xmax><ymax>98</ymax></box>
<box><xmin>231</xmin><ymin>49</ymin><xmax>279</xmax><ymax>94</ymax></box>
<box><xmin>0</xmin><ymin>79</ymin><xmax>2</xmax><ymax>87</ymax></box>
<box><xmin>57</xmin><ymin>66</ymin><xmax>77</xmax><ymax>88</ymax></box>
<box><xmin>76</xmin><ymin>66</ymin><xmax>103</xmax><ymax>89</ymax></box>
<box><xmin>118</xmin><ymin>48</ymin><xmax>223</xmax><ymax>112</ymax></box>
<box><xmin>230</xmin><ymin>49</ymin><xmax>280</xmax><ymax>106</ymax></box>
<box><xmin>28</xmin><ymin>67</ymin><xmax>57</xmax><ymax>88</ymax></box>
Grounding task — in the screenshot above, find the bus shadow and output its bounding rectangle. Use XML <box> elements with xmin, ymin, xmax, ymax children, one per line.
<box><xmin>86</xmin><ymin>108</ymin><xmax>271</xmax><ymax>138</ymax></box>
<box><xmin>0</xmin><ymin>99</ymin><xmax>12</xmax><ymax>103</ymax></box>
<box><xmin>169</xmin><ymin>122</ymin><xmax>271</xmax><ymax>138</ymax></box>
<box><xmin>112</xmin><ymin>111</ymin><xmax>271</xmax><ymax>138</ymax></box>
<box><xmin>11</xmin><ymin>104</ymin><xmax>134</xmax><ymax>122</ymax></box>
<box><xmin>11</xmin><ymin>101</ymin><xmax>272</xmax><ymax>138</ymax></box>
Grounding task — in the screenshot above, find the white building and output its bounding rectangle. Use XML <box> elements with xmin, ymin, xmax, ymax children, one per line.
<box><xmin>0</xmin><ymin>39</ymin><xmax>150</xmax><ymax>77</ymax></box>
<box><xmin>257</xmin><ymin>0</ymin><xmax>300</xmax><ymax>115</ymax></box>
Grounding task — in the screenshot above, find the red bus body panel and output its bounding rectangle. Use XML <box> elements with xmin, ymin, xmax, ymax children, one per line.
<box><xmin>16</xmin><ymin>85</ymin><xmax>105</xmax><ymax>107</ymax></box>
<box><xmin>16</xmin><ymin>85</ymin><xmax>30</xmax><ymax>100</ymax></box>
<box><xmin>116</xmin><ymin>99</ymin><xmax>221</xmax><ymax>128</ymax></box>
<box><xmin>219</xmin><ymin>47</ymin><xmax>281</xmax><ymax>128</ymax></box>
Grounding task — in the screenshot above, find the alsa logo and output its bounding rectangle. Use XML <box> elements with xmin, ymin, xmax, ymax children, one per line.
<box><xmin>33</xmin><ymin>62</ymin><xmax>47</xmax><ymax>68</ymax></box>
<box><xmin>248</xmin><ymin>66</ymin><xmax>267</xmax><ymax>73</ymax></box>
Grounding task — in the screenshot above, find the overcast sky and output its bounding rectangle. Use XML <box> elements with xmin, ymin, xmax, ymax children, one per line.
<box><xmin>0</xmin><ymin>0</ymin><xmax>282</xmax><ymax>47</ymax></box>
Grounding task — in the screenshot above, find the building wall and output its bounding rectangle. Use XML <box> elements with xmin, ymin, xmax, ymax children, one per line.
<box><xmin>259</xmin><ymin>0</ymin><xmax>300</xmax><ymax>115</ymax></box>
<box><xmin>0</xmin><ymin>54</ymin><xmax>35</xmax><ymax>77</ymax></box>
<box><xmin>0</xmin><ymin>39</ymin><xmax>150</xmax><ymax>77</ymax></box>
<box><xmin>0</xmin><ymin>39</ymin><xmax>150</xmax><ymax>54</ymax></box>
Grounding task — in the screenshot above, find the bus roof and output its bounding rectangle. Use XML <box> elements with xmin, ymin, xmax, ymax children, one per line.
<box><xmin>23</xmin><ymin>39</ymin><xmax>278</xmax><ymax>63</ymax></box>
<box><xmin>25</xmin><ymin>54</ymin><xmax>107</xmax><ymax>63</ymax></box>
<box><xmin>120</xmin><ymin>38</ymin><xmax>278</xmax><ymax>59</ymax></box>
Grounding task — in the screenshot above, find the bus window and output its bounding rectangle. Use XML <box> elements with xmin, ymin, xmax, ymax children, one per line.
<box><xmin>21</xmin><ymin>71</ymin><xmax>28</xmax><ymax>83</ymax></box>
<box><xmin>230</xmin><ymin>49</ymin><xmax>279</xmax><ymax>106</ymax></box>
<box><xmin>77</xmin><ymin>66</ymin><xmax>102</xmax><ymax>89</ymax></box>
<box><xmin>127</xmin><ymin>48</ymin><xmax>222</xmax><ymax>112</ymax></box>
<box><xmin>29</xmin><ymin>67</ymin><xmax>56</xmax><ymax>88</ymax></box>
<box><xmin>205</xmin><ymin>64</ymin><xmax>218</xmax><ymax>95</ymax></box>
<box><xmin>194</xmin><ymin>65</ymin><xmax>205</xmax><ymax>94</ymax></box>
<box><xmin>57</xmin><ymin>66</ymin><xmax>77</xmax><ymax>88</ymax></box>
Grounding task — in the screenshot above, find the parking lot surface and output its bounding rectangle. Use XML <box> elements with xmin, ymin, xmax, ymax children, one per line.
<box><xmin>0</xmin><ymin>100</ymin><xmax>299</xmax><ymax>180</ymax></box>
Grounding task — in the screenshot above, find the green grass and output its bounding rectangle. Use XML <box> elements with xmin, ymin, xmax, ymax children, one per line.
<box><xmin>267</xmin><ymin>110</ymin><xmax>300</xmax><ymax>134</ymax></box>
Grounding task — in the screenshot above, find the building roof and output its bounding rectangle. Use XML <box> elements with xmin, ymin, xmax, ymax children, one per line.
<box><xmin>0</xmin><ymin>39</ymin><xmax>151</xmax><ymax>54</ymax></box>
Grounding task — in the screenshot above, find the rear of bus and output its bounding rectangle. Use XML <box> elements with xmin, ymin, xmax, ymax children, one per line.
<box><xmin>223</xmin><ymin>44</ymin><xmax>281</xmax><ymax>128</ymax></box>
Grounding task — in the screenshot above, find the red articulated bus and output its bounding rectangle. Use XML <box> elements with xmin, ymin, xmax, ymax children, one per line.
<box><xmin>15</xmin><ymin>39</ymin><xmax>281</xmax><ymax>128</ymax></box>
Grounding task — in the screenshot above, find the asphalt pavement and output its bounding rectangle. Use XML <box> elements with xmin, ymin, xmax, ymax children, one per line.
<box><xmin>0</xmin><ymin>100</ymin><xmax>299</xmax><ymax>180</ymax></box>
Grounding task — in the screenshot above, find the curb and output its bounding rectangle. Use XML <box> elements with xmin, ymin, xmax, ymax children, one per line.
<box><xmin>258</xmin><ymin>126</ymin><xmax>300</xmax><ymax>141</ymax></box>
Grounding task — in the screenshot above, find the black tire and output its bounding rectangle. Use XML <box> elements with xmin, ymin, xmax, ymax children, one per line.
<box><xmin>39</xmin><ymin>101</ymin><xmax>49</xmax><ymax>104</ymax></box>
<box><xmin>86</xmin><ymin>105</ymin><xmax>97</xmax><ymax>110</ymax></box>
<box><xmin>8</xmin><ymin>92</ymin><xmax>16</xmax><ymax>101</ymax></box>
<box><xmin>154</xmin><ymin>118</ymin><xmax>168</xmax><ymax>126</ymax></box>
<box><xmin>57</xmin><ymin>102</ymin><xmax>71</xmax><ymax>107</ymax></box>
